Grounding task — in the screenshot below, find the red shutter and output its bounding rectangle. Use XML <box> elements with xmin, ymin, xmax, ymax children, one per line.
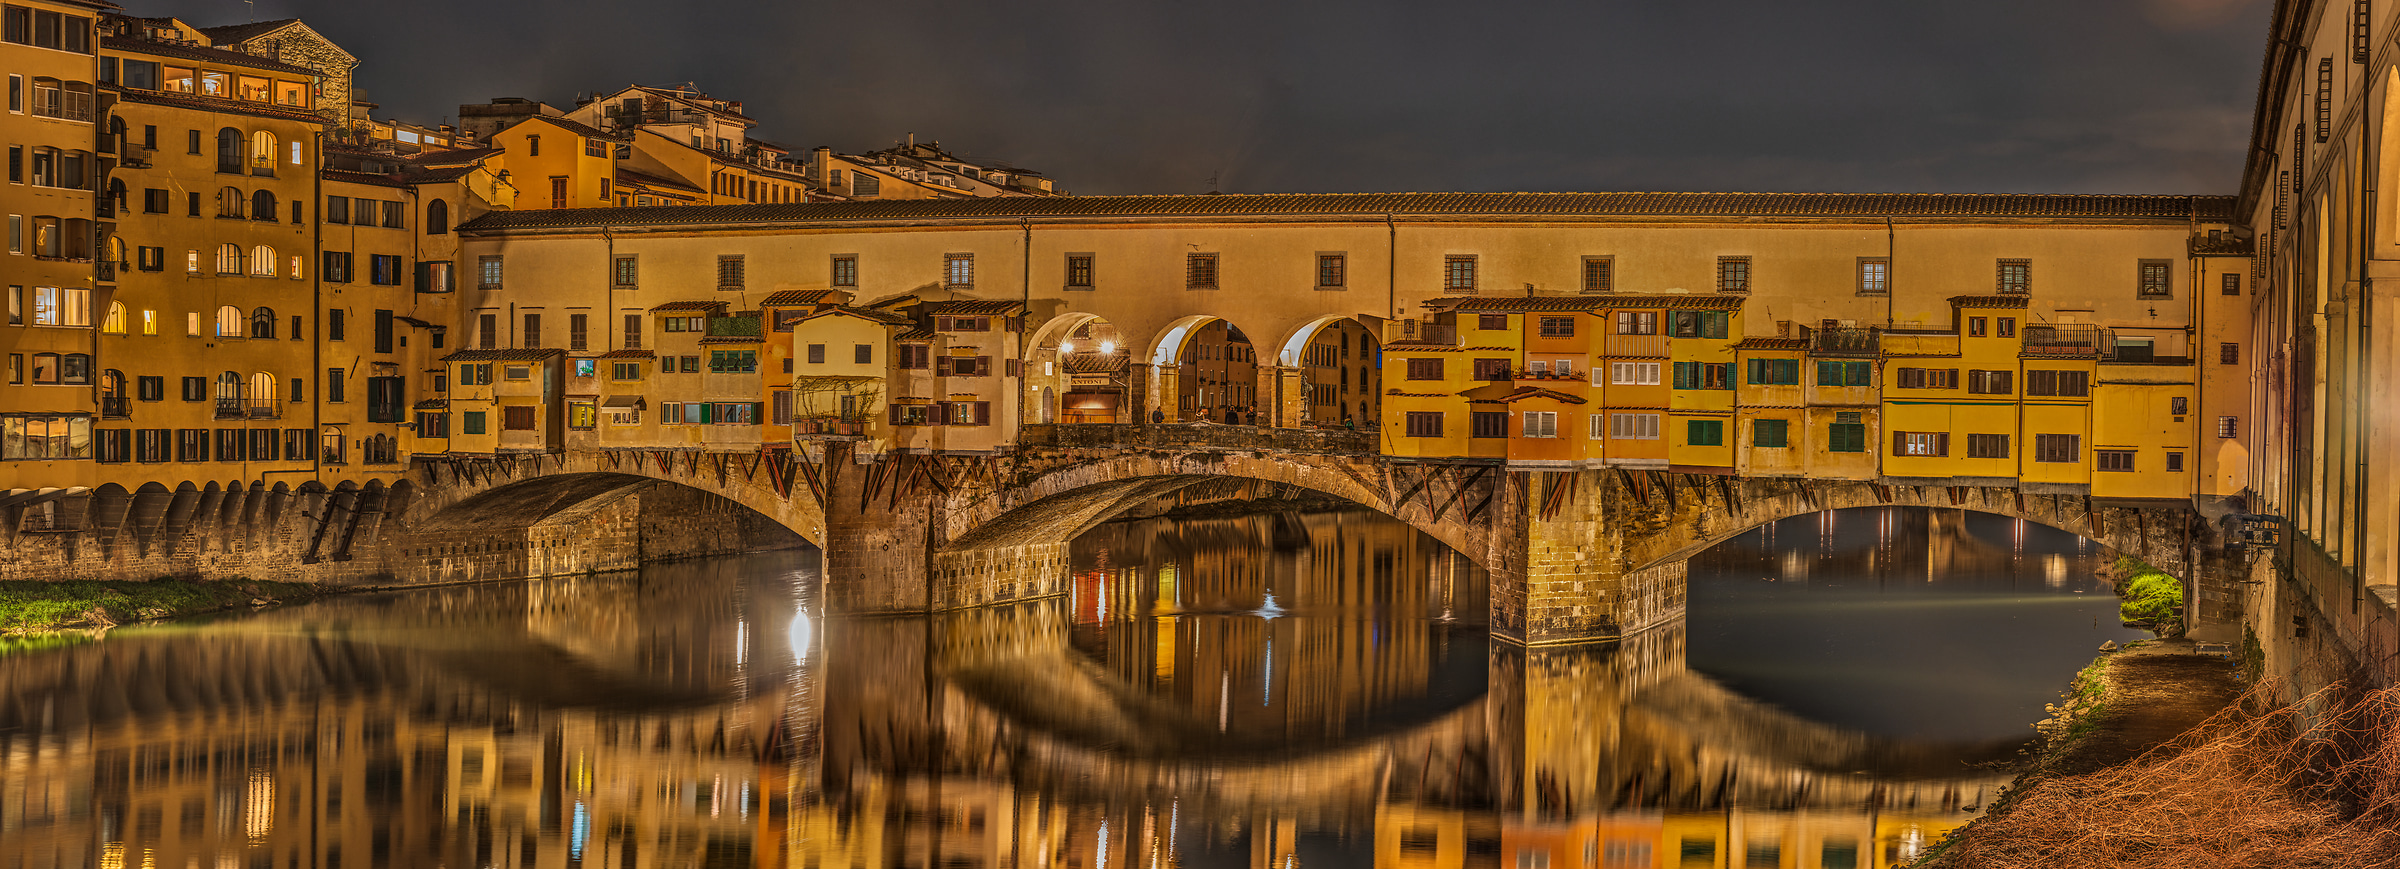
<box><xmin>1006</xmin><ymin>359</ymin><xmax>1022</xmax><ymax>377</ymax></box>
<box><xmin>889</xmin><ymin>405</ymin><xmax>902</xmax><ymax>425</ymax></box>
<box><xmin>936</xmin><ymin>356</ymin><xmax>953</xmax><ymax>376</ymax></box>
<box><xmin>973</xmin><ymin>401</ymin><xmax>990</xmax><ymax>426</ymax></box>
<box><xmin>975</xmin><ymin>356</ymin><xmax>991</xmax><ymax>376</ymax></box>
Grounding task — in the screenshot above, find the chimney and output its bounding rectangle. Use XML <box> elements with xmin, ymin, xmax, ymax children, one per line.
<box><xmin>811</xmin><ymin>147</ymin><xmax>831</xmax><ymax>187</ymax></box>
<box><xmin>906</xmin><ymin>132</ymin><xmax>914</xmax><ymax>148</ymax></box>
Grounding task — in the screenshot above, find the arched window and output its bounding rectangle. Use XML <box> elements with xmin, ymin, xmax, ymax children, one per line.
<box><xmin>250</xmin><ymin>306</ymin><xmax>275</xmax><ymax>339</ymax></box>
<box><xmin>100</xmin><ymin>369</ymin><xmax>124</xmax><ymax>398</ymax></box>
<box><xmin>106</xmin><ymin>178</ymin><xmax>126</xmax><ymax>214</ymax></box>
<box><xmin>216</xmin><ymin>243</ymin><xmax>242</xmax><ymax>274</ymax></box>
<box><xmin>249</xmin><ymin>372</ymin><xmax>276</xmax><ymax>408</ymax></box>
<box><xmin>216</xmin><ymin>127</ymin><xmax>243</xmax><ymax>173</ymax></box>
<box><xmin>101</xmin><ymin>301</ymin><xmax>126</xmax><ymax>334</ymax></box>
<box><xmin>251</xmin><ymin>189</ymin><xmax>276</xmax><ymax>221</ymax></box>
<box><xmin>426</xmin><ymin>199</ymin><xmax>449</xmax><ymax>235</ymax></box>
<box><xmin>104</xmin><ymin>235</ymin><xmax>125</xmax><ymax>269</ymax></box>
<box><xmin>215</xmin><ymin>371</ymin><xmax>243</xmax><ymax>407</ymax></box>
<box><xmin>250</xmin><ymin>245</ymin><xmax>276</xmax><ymax>276</ymax></box>
<box><xmin>250</xmin><ymin>130</ymin><xmax>277</xmax><ymax>176</ymax></box>
<box><xmin>217</xmin><ymin>186</ymin><xmax>245</xmax><ymax>218</ymax></box>
<box><xmin>215</xmin><ymin>305</ymin><xmax>243</xmax><ymax>338</ymax></box>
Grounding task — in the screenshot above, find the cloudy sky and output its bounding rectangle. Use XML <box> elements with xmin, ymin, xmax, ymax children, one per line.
<box><xmin>212</xmin><ymin>0</ymin><xmax>2269</xmax><ymax>196</ymax></box>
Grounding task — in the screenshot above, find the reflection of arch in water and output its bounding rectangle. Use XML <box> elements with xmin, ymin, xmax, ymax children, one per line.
<box><xmin>406</xmin><ymin>472</ymin><xmax>812</xmax><ymax>583</ymax></box>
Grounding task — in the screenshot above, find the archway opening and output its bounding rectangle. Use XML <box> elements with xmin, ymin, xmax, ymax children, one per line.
<box><xmin>1147</xmin><ymin>315</ymin><xmax>1260</xmax><ymax>423</ymax></box>
<box><xmin>1277</xmin><ymin>314</ymin><xmax>1383</xmax><ymax>430</ymax></box>
<box><xmin>1684</xmin><ymin>505</ymin><xmax>2149</xmax><ymax>746</ymax></box>
<box><xmin>407</xmin><ymin>472</ymin><xmax>813</xmax><ymax>584</ymax></box>
<box><xmin>1025</xmin><ymin>313</ymin><xmax>1132</xmax><ymax>424</ymax></box>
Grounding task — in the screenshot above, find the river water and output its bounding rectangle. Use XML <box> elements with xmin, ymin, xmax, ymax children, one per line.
<box><xmin>0</xmin><ymin>505</ymin><xmax>2137</xmax><ymax>868</ymax></box>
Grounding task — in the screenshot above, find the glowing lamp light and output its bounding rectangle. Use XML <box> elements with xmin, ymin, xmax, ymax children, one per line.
<box><xmin>1059</xmin><ymin>340</ymin><xmax>1076</xmax><ymax>354</ymax></box>
<box><xmin>1100</xmin><ymin>339</ymin><xmax>1116</xmax><ymax>354</ymax></box>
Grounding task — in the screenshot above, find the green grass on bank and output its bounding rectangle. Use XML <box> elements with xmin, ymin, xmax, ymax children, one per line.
<box><xmin>0</xmin><ymin>579</ymin><xmax>320</xmax><ymax>633</ymax></box>
<box><xmin>2112</xmin><ymin>555</ymin><xmax>2185</xmax><ymax>625</ymax></box>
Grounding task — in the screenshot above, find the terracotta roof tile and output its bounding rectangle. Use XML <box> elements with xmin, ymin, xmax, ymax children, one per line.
<box><xmin>698</xmin><ymin>335</ymin><xmax>761</xmax><ymax>344</ymax></box>
<box><xmin>440</xmin><ymin>349</ymin><xmax>564</xmax><ymax>362</ymax></box>
<box><xmin>322</xmin><ymin>169</ymin><xmax>408</xmax><ymax>189</ymax></box>
<box><xmin>1734</xmin><ymin>337</ymin><xmax>1809</xmax><ymax>350</ymax></box>
<box><xmin>804</xmin><ymin>306</ymin><xmax>911</xmax><ymax>325</ymax></box>
<box><xmin>930</xmin><ymin>300</ymin><xmax>1025</xmax><ymax>315</ymax></box>
<box><xmin>2189</xmin><ymin>234</ymin><xmax>2257</xmax><ymax>256</ymax></box>
<box><xmin>196</xmin><ymin>19</ymin><xmax>300</xmax><ymax>45</ymax></box>
<box><xmin>102</xmin><ymin>36</ymin><xmax>324</xmax><ymax>76</ymax></box>
<box><xmin>897</xmin><ymin>329</ymin><xmax>937</xmax><ymax>341</ymax></box>
<box><xmin>517</xmin><ymin>115</ymin><xmax>628</xmax><ymax>142</ymax></box>
<box><xmin>758</xmin><ymin>289</ymin><xmax>841</xmax><ymax>307</ymax></box>
<box><xmin>1431</xmin><ymin>294</ymin><xmax>1748</xmax><ymax>312</ymax></box>
<box><xmin>412</xmin><ymin>398</ymin><xmax>449</xmax><ymax>410</ymax></box>
<box><xmin>408</xmin><ymin>147</ymin><xmax>501</xmax><ymax>166</ymax></box>
<box><xmin>597</xmin><ymin>349</ymin><xmax>656</xmax><ymax>358</ymax></box>
<box><xmin>460</xmin><ymin>191</ymin><xmax>2239</xmax><ymax>233</ymax></box>
<box><xmin>105</xmin><ymin>86</ymin><xmax>324</xmax><ymax>125</ymax></box>
<box><xmin>617</xmin><ymin>167</ymin><xmax>704</xmax><ymax>194</ymax></box>
<box><xmin>649</xmin><ymin>300</ymin><xmax>729</xmax><ymax>312</ymax></box>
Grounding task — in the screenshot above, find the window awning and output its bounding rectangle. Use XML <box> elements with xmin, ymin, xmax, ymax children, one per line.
<box><xmin>601</xmin><ymin>396</ymin><xmax>644</xmax><ymax>409</ymax></box>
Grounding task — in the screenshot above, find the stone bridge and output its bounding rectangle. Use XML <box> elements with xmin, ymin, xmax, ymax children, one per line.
<box><xmin>147</xmin><ymin>423</ymin><xmax>2234</xmax><ymax>645</ymax></box>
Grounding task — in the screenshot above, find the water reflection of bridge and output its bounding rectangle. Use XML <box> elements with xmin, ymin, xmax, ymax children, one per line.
<box><xmin>0</xmin><ymin>529</ymin><xmax>2004</xmax><ymax>869</ymax></box>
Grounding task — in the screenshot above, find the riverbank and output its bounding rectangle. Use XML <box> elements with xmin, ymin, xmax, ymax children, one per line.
<box><xmin>0</xmin><ymin>578</ymin><xmax>330</xmax><ymax>636</ymax></box>
<box><xmin>1916</xmin><ymin>640</ymin><xmax>2400</xmax><ymax>867</ymax></box>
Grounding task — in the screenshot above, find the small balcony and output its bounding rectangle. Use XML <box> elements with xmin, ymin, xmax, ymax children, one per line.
<box><xmin>1808</xmin><ymin>327</ymin><xmax>1881</xmax><ymax>358</ymax></box>
<box><xmin>2022</xmin><ymin>325</ymin><xmax>2104</xmax><ymax>358</ymax></box>
<box><xmin>99</xmin><ymin>397</ymin><xmax>130</xmax><ymax>419</ymax></box>
<box><xmin>215</xmin><ymin>399</ymin><xmax>282</xmax><ymax>420</ymax></box>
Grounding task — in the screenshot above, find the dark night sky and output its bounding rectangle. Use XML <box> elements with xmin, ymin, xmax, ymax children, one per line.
<box><xmin>193</xmin><ymin>0</ymin><xmax>2267</xmax><ymax>196</ymax></box>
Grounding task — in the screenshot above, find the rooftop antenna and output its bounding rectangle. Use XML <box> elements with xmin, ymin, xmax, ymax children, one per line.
<box><xmin>1204</xmin><ymin>171</ymin><xmax>1219</xmax><ymax>193</ymax></box>
<box><xmin>243</xmin><ymin>0</ymin><xmax>255</xmax><ymax>21</ymax></box>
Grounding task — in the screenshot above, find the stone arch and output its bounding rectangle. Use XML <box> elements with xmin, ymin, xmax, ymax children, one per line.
<box><xmin>1143</xmin><ymin>314</ymin><xmax>1264</xmax><ymax>423</ymax></box>
<box><xmin>920</xmin><ymin>451</ymin><xmax>1497</xmax><ymax>611</ymax></box>
<box><xmin>1023</xmin><ymin>312</ymin><xmax>1133</xmax><ymax>424</ymax></box>
<box><xmin>399</xmin><ymin>464</ymin><xmax>822</xmax><ymax>585</ymax></box>
<box><xmin>1273</xmin><ymin>313</ymin><xmax>1384</xmax><ymax>429</ymax></box>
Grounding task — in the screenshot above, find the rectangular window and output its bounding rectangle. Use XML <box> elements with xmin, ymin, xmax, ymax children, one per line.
<box><xmin>1997</xmin><ymin>259</ymin><xmax>2030</xmax><ymax>294</ymax></box>
<box><xmin>1745</xmin><ymin>358</ymin><xmax>1799</xmax><ymax>385</ymax></box>
<box><xmin>806</xmin><ymin>343</ymin><xmax>826</xmax><ymax>364</ymax></box>
<box><xmin>898</xmin><ymin>344</ymin><xmax>931</xmax><ymax>369</ymax></box>
<box><xmin>324</xmin><ymin>196</ymin><xmax>348</xmax><ymax>224</ymax></box>
<box><xmin>137</xmin><ymin>376</ymin><xmax>163</xmax><ymax>401</ymax></box>
<box><xmin>1610</xmin><ymin>412</ymin><xmax>1661</xmax><ymax>440</ymax></box>
<box><xmin>2218</xmin><ymin>416</ymin><xmax>2238</xmax><ymax>438</ymax></box>
<box><xmin>1443</xmin><ymin>255</ymin><xmax>1476</xmax><ymax>293</ymax></box>
<box><xmin>521</xmin><ymin>313</ymin><xmax>541</xmax><ymax>348</ymax></box>
<box><xmin>611</xmin><ymin>362</ymin><xmax>643</xmax><ymax>381</ymax></box>
<box><xmin>462</xmin><ymin>412</ymin><xmax>486</xmax><ymax>435</ymax></box>
<box><xmin>1474</xmin><ymin>358</ymin><xmax>1512</xmax><ymax>381</ymax></box>
<box><xmin>1753</xmin><ymin>419</ymin><xmax>1788</xmax><ymax>448</ymax></box>
<box><xmin>2171</xmin><ymin>396</ymin><xmax>2189</xmax><ymax>415</ymax></box>
<box><xmin>622</xmin><ymin>314</ymin><xmax>642</xmax><ymax>350</ymax></box>
<box><xmin>370</xmin><ymin>255</ymin><xmax>402</xmax><ymax>285</ymax></box>
<box><xmin>708</xmin><ymin>350</ymin><xmax>758</xmax><ymax>373</ymax></box>
<box><xmin>1893</xmin><ymin>431</ymin><xmax>1948</xmax><ymax>457</ymax></box>
<box><xmin>375</xmin><ymin>309</ymin><xmax>395</xmax><ymax>353</ymax></box>
<box><xmin>1478</xmin><ymin>313</ymin><xmax>1508</xmax><ymax>331</ymax></box>
<box><xmin>717</xmin><ymin>255</ymin><xmax>745</xmax><ymax>290</ymax></box>
<box><xmin>2166</xmin><ymin>450</ymin><xmax>2185</xmax><ymax>472</ymax></box>
<box><xmin>1894</xmin><ymin>368</ymin><xmax>1958</xmax><ymax>389</ymax></box>
<box><xmin>1186</xmin><ymin>253</ymin><xmax>1218</xmax><ymax>289</ymax></box>
<box><xmin>1470</xmin><ymin>411</ymin><xmax>1508</xmax><ymax>439</ymax></box>
<box><xmin>2137</xmin><ymin>260</ymin><xmax>2172</xmax><ymax>299</ymax></box>
<box><xmin>1998</xmin><ymin>317</ymin><xmax>2017</xmax><ymax>338</ymax></box>
<box><xmin>1066</xmin><ymin>254</ymin><xmax>1095</xmax><ymax>289</ymax></box>
<box><xmin>1610</xmin><ymin>361</ymin><xmax>1661</xmax><ymax>385</ymax></box>
<box><xmin>1828</xmin><ymin>412</ymin><xmax>1867</xmax><ymax>452</ymax></box>
<box><xmin>503</xmin><ymin>406</ymin><xmax>536</xmax><ymax>431</ymax></box>
<box><xmin>830</xmin><ymin>254</ymin><xmax>857</xmax><ymax>288</ymax></box>
<box><xmin>1582</xmin><ymin>256</ymin><xmax>1613</xmax><ymax>293</ymax></box>
<box><xmin>1522</xmin><ymin>411</ymin><xmax>1558</xmax><ymax>439</ymax></box>
<box><xmin>2222</xmin><ymin>273</ymin><xmax>2241</xmax><ymax>296</ymax></box>
<box><xmin>1968</xmin><ymin>317</ymin><xmax>1987</xmax><ymax>337</ymax></box>
<box><xmin>1405</xmin><ymin>358</ymin><xmax>1444</xmax><ymax>380</ymax></box>
<box><xmin>855</xmin><ymin>344</ymin><xmax>874</xmax><ymax>364</ymax></box>
<box><xmin>478</xmin><ymin>255</ymin><xmax>503</xmax><ymax>289</ymax></box>
<box><xmin>2219</xmin><ymin>343</ymin><xmax>2239</xmax><ymax>365</ymax></box>
<box><xmin>2025</xmin><ymin>369</ymin><xmax>2091</xmax><ymax>397</ymax></box>
<box><xmin>1404</xmin><ymin>411</ymin><xmax>1444</xmax><ymax>437</ymax></box>
<box><xmin>1317</xmin><ymin>254</ymin><xmax>1345</xmax><ymax>289</ymax></box>
<box><xmin>2096</xmin><ymin>449</ymin><xmax>2136</xmax><ymax>471</ymax></box>
<box><xmin>609</xmin><ymin>255</ymin><xmax>637</xmax><ymax>289</ymax></box>
<box><xmin>1858</xmin><ymin>258</ymin><xmax>1888</xmax><ymax>294</ymax></box>
<box><xmin>1967</xmin><ymin>433</ymin><xmax>2010</xmax><ymax>459</ymax></box>
<box><xmin>1716</xmin><ymin>257</ymin><xmax>1751</xmax><ymax>293</ymax></box>
<box><xmin>1669</xmin><ymin>310</ymin><xmax>1730</xmax><ymax>339</ymax></box>
<box><xmin>1967</xmin><ymin>369</ymin><xmax>2014</xmax><ymax>394</ymax></box>
<box><xmin>1614</xmin><ymin>311</ymin><xmax>1658</xmax><ymax>334</ymax></box>
<box><xmin>2035</xmin><ymin>433</ymin><xmax>2081</xmax><ymax>463</ymax></box>
<box><xmin>945</xmin><ymin>253</ymin><xmax>973</xmax><ymax>287</ymax></box>
<box><xmin>1687</xmin><ymin>419</ymin><xmax>1724</xmax><ymax>446</ymax></box>
<box><xmin>1814</xmin><ymin>360</ymin><xmax>1872</xmax><ymax>386</ymax></box>
<box><xmin>1526</xmin><ymin>317</ymin><xmax>1572</xmax><ymax>339</ymax></box>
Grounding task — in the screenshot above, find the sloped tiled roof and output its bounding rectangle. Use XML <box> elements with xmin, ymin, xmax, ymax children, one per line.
<box><xmin>2189</xmin><ymin>234</ymin><xmax>2257</xmax><ymax>256</ymax></box>
<box><xmin>462</xmin><ymin>191</ymin><xmax>2240</xmax><ymax>233</ymax></box>
<box><xmin>649</xmin><ymin>300</ymin><xmax>729</xmax><ymax>312</ymax></box>
<box><xmin>804</xmin><ymin>306</ymin><xmax>911</xmax><ymax>325</ymax></box>
<box><xmin>518</xmin><ymin>114</ymin><xmax>627</xmax><ymax>142</ymax></box>
<box><xmin>440</xmin><ymin>349</ymin><xmax>564</xmax><ymax>362</ymax></box>
<box><xmin>597</xmin><ymin>349</ymin><xmax>656</xmax><ymax>358</ymax></box>
<box><xmin>617</xmin><ymin>167</ymin><xmax>704</xmax><ymax>194</ymax></box>
<box><xmin>106</xmin><ymin>86</ymin><xmax>324</xmax><ymax>125</ymax></box>
<box><xmin>322</xmin><ymin>169</ymin><xmax>407</xmax><ymax>189</ymax></box>
<box><xmin>1432</xmin><ymin>294</ymin><xmax>1748</xmax><ymax>311</ymax></box>
<box><xmin>101</xmin><ymin>36</ymin><xmax>322</xmax><ymax>76</ymax></box>
<box><xmin>1734</xmin><ymin>337</ymin><xmax>1809</xmax><ymax>350</ymax></box>
<box><xmin>930</xmin><ymin>300</ymin><xmax>1024</xmax><ymax>315</ymax></box>
<box><xmin>698</xmin><ymin>335</ymin><xmax>760</xmax><ymax>344</ymax></box>
<box><xmin>196</xmin><ymin>18</ymin><xmax>300</xmax><ymax>45</ymax></box>
<box><xmin>758</xmin><ymin>289</ymin><xmax>841</xmax><ymax>307</ymax></box>
<box><xmin>409</xmin><ymin>147</ymin><xmax>501</xmax><ymax>166</ymax></box>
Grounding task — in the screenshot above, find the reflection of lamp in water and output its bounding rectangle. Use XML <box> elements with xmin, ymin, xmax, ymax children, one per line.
<box><xmin>788</xmin><ymin>612</ymin><xmax>814</xmax><ymax>661</ymax></box>
<box><xmin>2045</xmin><ymin>554</ymin><xmax>2067</xmax><ymax>587</ymax></box>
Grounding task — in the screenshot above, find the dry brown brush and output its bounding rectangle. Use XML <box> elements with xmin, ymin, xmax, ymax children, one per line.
<box><xmin>1931</xmin><ymin>679</ymin><xmax>2400</xmax><ymax>869</ymax></box>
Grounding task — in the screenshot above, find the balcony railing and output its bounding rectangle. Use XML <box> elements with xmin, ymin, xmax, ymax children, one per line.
<box><xmin>99</xmin><ymin>397</ymin><xmax>129</xmax><ymax>419</ymax></box>
<box><xmin>1809</xmin><ymin>327</ymin><xmax>1881</xmax><ymax>357</ymax></box>
<box><xmin>215</xmin><ymin>399</ymin><xmax>281</xmax><ymax>420</ymax></box>
<box><xmin>2022</xmin><ymin>325</ymin><xmax>2104</xmax><ymax>358</ymax></box>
